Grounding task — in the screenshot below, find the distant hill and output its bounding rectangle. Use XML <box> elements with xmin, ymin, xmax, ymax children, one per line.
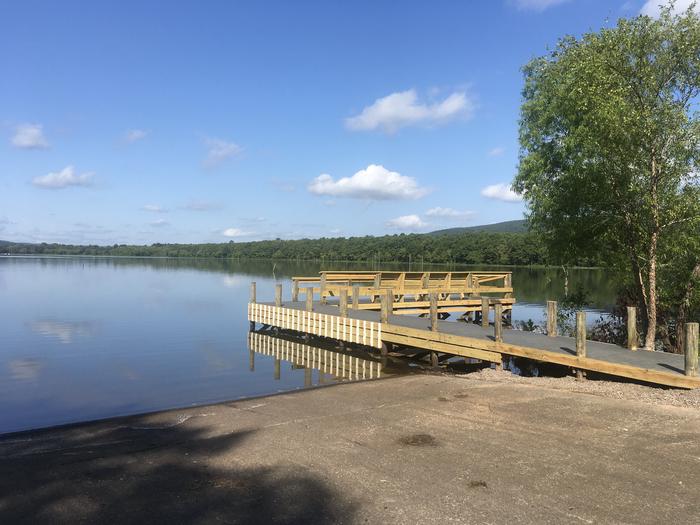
<box><xmin>429</xmin><ymin>219</ymin><xmax>527</xmax><ymax>235</ymax></box>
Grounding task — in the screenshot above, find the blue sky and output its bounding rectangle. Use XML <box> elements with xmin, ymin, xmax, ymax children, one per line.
<box><xmin>0</xmin><ymin>0</ymin><xmax>683</xmax><ymax>244</ymax></box>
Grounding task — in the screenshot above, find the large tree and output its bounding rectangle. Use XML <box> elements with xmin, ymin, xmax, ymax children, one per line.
<box><xmin>514</xmin><ymin>4</ymin><xmax>700</xmax><ymax>350</ymax></box>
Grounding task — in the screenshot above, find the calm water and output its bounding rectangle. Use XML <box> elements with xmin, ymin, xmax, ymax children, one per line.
<box><xmin>0</xmin><ymin>256</ymin><xmax>617</xmax><ymax>434</ymax></box>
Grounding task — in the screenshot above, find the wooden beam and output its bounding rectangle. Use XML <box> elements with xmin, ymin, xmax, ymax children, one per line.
<box><xmin>576</xmin><ymin>311</ymin><xmax>586</xmax><ymax>380</ymax></box>
<box><xmin>547</xmin><ymin>301</ymin><xmax>557</xmax><ymax>337</ymax></box>
<box><xmin>685</xmin><ymin>322</ymin><xmax>699</xmax><ymax>377</ymax></box>
<box><xmin>292</xmin><ymin>280</ymin><xmax>299</xmax><ymax>302</ymax></box>
<box><xmin>305</xmin><ymin>290</ymin><xmax>313</xmax><ymax>312</ymax></box>
<box><xmin>275</xmin><ymin>284</ymin><xmax>282</xmax><ymax>307</ymax></box>
<box><xmin>429</xmin><ymin>293</ymin><xmax>438</xmax><ymax>332</ymax></box>
<box><xmin>494</xmin><ymin>302</ymin><xmax>503</xmax><ymax>343</ymax></box>
<box><xmin>481</xmin><ymin>297</ymin><xmax>490</xmax><ymax>328</ymax></box>
<box><xmin>339</xmin><ymin>288</ymin><xmax>348</xmax><ymax>318</ymax></box>
<box><xmin>352</xmin><ymin>286</ymin><xmax>359</xmax><ymax>309</ymax></box>
<box><xmin>627</xmin><ymin>306</ymin><xmax>637</xmax><ymax>351</ymax></box>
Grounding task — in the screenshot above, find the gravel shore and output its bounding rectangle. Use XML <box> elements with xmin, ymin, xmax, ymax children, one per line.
<box><xmin>460</xmin><ymin>366</ymin><xmax>700</xmax><ymax>409</ymax></box>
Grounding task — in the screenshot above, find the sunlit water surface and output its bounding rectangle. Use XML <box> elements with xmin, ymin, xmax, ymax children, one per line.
<box><xmin>0</xmin><ymin>256</ymin><xmax>616</xmax><ymax>434</ymax></box>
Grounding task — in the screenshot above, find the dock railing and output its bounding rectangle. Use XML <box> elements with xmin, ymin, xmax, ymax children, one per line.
<box><xmin>292</xmin><ymin>271</ymin><xmax>513</xmax><ymax>304</ymax></box>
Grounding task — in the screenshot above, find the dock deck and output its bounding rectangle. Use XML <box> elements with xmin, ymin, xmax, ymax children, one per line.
<box><xmin>250</xmin><ymin>300</ymin><xmax>700</xmax><ymax>389</ymax></box>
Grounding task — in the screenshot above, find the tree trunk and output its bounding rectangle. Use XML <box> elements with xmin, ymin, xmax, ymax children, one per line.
<box><xmin>645</xmin><ymin>233</ymin><xmax>658</xmax><ymax>350</ymax></box>
<box><xmin>645</xmin><ymin>154</ymin><xmax>659</xmax><ymax>351</ymax></box>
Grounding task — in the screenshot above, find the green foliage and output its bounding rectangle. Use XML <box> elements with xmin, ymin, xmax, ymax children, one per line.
<box><xmin>0</xmin><ymin>231</ymin><xmax>556</xmax><ymax>266</ymax></box>
<box><xmin>515</xmin><ymin>5</ymin><xmax>700</xmax><ymax>348</ymax></box>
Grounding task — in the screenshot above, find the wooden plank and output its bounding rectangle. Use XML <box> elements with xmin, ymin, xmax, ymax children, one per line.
<box><xmin>382</xmin><ymin>331</ymin><xmax>502</xmax><ymax>363</ymax></box>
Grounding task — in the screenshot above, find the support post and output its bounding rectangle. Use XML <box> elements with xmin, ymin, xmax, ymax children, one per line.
<box><xmin>339</xmin><ymin>288</ymin><xmax>348</xmax><ymax>318</ymax></box>
<box><xmin>430</xmin><ymin>351</ymin><xmax>439</xmax><ymax>368</ymax></box>
<box><xmin>249</xmin><ymin>282</ymin><xmax>256</xmax><ymax>331</ymax></box>
<box><xmin>429</xmin><ymin>292</ymin><xmax>438</xmax><ymax>332</ymax></box>
<box><xmin>320</xmin><ymin>274</ymin><xmax>327</xmax><ymax>304</ymax></box>
<box><xmin>352</xmin><ymin>285</ymin><xmax>359</xmax><ymax>309</ymax></box>
<box><xmin>292</xmin><ymin>280</ymin><xmax>299</xmax><ymax>302</ymax></box>
<box><xmin>547</xmin><ymin>301</ymin><xmax>557</xmax><ymax>337</ymax></box>
<box><xmin>626</xmin><ymin>306</ymin><xmax>637</xmax><ymax>350</ymax></box>
<box><xmin>275</xmin><ymin>284</ymin><xmax>282</xmax><ymax>307</ymax></box>
<box><xmin>576</xmin><ymin>311</ymin><xmax>586</xmax><ymax>380</ymax></box>
<box><xmin>380</xmin><ymin>289</ymin><xmax>392</xmax><ymax>323</ymax></box>
<box><xmin>481</xmin><ymin>297</ymin><xmax>490</xmax><ymax>329</ymax></box>
<box><xmin>274</xmin><ymin>358</ymin><xmax>281</xmax><ymax>380</ymax></box>
<box><xmin>249</xmin><ymin>348</ymin><xmax>255</xmax><ymax>371</ymax></box>
<box><xmin>304</xmin><ymin>368</ymin><xmax>312</xmax><ymax>388</ymax></box>
<box><xmin>684</xmin><ymin>322</ymin><xmax>699</xmax><ymax>377</ymax></box>
<box><xmin>494</xmin><ymin>301</ymin><xmax>503</xmax><ymax>343</ymax></box>
<box><xmin>305</xmin><ymin>289</ymin><xmax>313</xmax><ymax>312</ymax></box>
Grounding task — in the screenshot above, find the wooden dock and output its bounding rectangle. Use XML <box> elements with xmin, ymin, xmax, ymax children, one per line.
<box><xmin>249</xmin><ymin>277</ymin><xmax>700</xmax><ymax>390</ymax></box>
<box><xmin>291</xmin><ymin>270</ymin><xmax>514</xmax><ymax>318</ymax></box>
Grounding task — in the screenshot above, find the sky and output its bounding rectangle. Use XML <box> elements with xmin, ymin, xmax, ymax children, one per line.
<box><xmin>0</xmin><ymin>0</ymin><xmax>692</xmax><ymax>245</ymax></box>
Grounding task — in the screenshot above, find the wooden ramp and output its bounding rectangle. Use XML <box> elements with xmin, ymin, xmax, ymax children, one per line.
<box><xmin>249</xmin><ymin>300</ymin><xmax>700</xmax><ymax>389</ymax></box>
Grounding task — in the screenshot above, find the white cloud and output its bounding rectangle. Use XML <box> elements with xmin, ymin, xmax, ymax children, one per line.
<box><xmin>222</xmin><ymin>227</ymin><xmax>252</xmax><ymax>237</ymax></box>
<box><xmin>513</xmin><ymin>0</ymin><xmax>571</xmax><ymax>11</ymax></box>
<box><xmin>345</xmin><ymin>89</ymin><xmax>474</xmax><ymax>133</ymax></box>
<box><xmin>32</xmin><ymin>166</ymin><xmax>94</xmax><ymax>190</ymax></box>
<box><xmin>488</xmin><ymin>146</ymin><xmax>505</xmax><ymax>157</ymax></box>
<box><xmin>11</xmin><ymin>123</ymin><xmax>49</xmax><ymax>149</ymax></box>
<box><xmin>308</xmin><ymin>164</ymin><xmax>428</xmax><ymax>200</ymax></box>
<box><xmin>480</xmin><ymin>183</ymin><xmax>522</xmax><ymax>202</ymax></box>
<box><xmin>124</xmin><ymin>129</ymin><xmax>148</xmax><ymax>143</ymax></box>
<box><xmin>142</xmin><ymin>204</ymin><xmax>167</xmax><ymax>213</ymax></box>
<box><xmin>150</xmin><ymin>218</ymin><xmax>169</xmax><ymax>227</ymax></box>
<box><xmin>204</xmin><ymin>137</ymin><xmax>242</xmax><ymax>167</ymax></box>
<box><xmin>640</xmin><ymin>0</ymin><xmax>699</xmax><ymax>16</ymax></box>
<box><xmin>386</xmin><ymin>214</ymin><xmax>428</xmax><ymax>230</ymax></box>
<box><xmin>425</xmin><ymin>207</ymin><xmax>475</xmax><ymax>219</ymax></box>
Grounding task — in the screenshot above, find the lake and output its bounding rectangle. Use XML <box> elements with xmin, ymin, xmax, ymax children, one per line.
<box><xmin>0</xmin><ymin>256</ymin><xmax>617</xmax><ymax>434</ymax></box>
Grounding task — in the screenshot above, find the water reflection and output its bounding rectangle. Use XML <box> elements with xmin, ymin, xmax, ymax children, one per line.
<box><xmin>29</xmin><ymin>319</ymin><xmax>97</xmax><ymax>344</ymax></box>
<box><xmin>248</xmin><ymin>331</ymin><xmax>385</xmax><ymax>384</ymax></box>
<box><xmin>8</xmin><ymin>358</ymin><xmax>42</xmax><ymax>381</ymax></box>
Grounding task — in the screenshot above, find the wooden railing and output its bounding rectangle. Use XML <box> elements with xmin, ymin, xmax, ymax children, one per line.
<box><xmin>291</xmin><ymin>271</ymin><xmax>513</xmax><ymax>303</ymax></box>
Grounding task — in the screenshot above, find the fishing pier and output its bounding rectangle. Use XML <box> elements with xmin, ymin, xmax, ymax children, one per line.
<box><xmin>248</xmin><ymin>271</ymin><xmax>700</xmax><ymax>389</ymax></box>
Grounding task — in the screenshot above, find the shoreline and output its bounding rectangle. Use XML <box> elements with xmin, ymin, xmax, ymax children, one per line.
<box><xmin>1</xmin><ymin>373</ymin><xmax>698</xmax><ymax>523</ymax></box>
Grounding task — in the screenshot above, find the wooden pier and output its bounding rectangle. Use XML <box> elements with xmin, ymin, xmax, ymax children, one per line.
<box><xmin>249</xmin><ymin>276</ymin><xmax>700</xmax><ymax>389</ymax></box>
<box><xmin>290</xmin><ymin>271</ymin><xmax>514</xmax><ymax>318</ymax></box>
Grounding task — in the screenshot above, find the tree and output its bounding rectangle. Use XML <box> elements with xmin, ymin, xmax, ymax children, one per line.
<box><xmin>514</xmin><ymin>4</ymin><xmax>700</xmax><ymax>350</ymax></box>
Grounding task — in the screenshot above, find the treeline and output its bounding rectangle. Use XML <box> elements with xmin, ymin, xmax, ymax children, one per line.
<box><xmin>0</xmin><ymin>231</ymin><xmax>600</xmax><ymax>267</ymax></box>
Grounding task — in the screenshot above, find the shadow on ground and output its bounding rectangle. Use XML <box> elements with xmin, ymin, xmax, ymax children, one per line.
<box><xmin>0</xmin><ymin>417</ymin><xmax>358</xmax><ymax>524</ymax></box>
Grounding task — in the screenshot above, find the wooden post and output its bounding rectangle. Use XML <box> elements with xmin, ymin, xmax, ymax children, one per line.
<box><xmin>626</xmin><ymin>306</ymin><xmax>637</xmax><ymax>350</ymax></box>
<box><xmin>481</xmin><ymin>297</ymin><xmax>490</xmax><ymax>328</ymax></box>
<box><xmin>380</xmin><ymin>292</ymin><xmax>389</xmax><ymax>323</ymax></box>
<box><xmin>380</xmin><ymin>289</ymin><xmax>392</xmax><ymax>323</ymax></box>
<box><xmin>547</xmin><ymin>301</ymin><xmax>557</xmax><ymax>337</ymax></box>
<box><xmin>249</xmin><ymin>348</ymin><xmax>255</xmax><ymax>371</ymax></box>
<box><xmin>292</xmin><ymin>280</ymin><xmax>299</xmax><ymax>302</ymax></box>
<box><xmin>430</xmin><ymin>351</ymin><xmax>439</xmax><ymax>368</ymax></box>
<box><xmin>684</xmin><ymin>322</ymin><xmax>699</xmax><ymax>377</ymax></box>
<box><xmin>249</xmin><ymin>282</ymin><xmax>256</xmax><ymax>331</ymax></box>
<box><xmin>274</xmin><ymin>358</ymin><xmax>281</xmax><ymax>380</ymax></box>
<box><xmin>305</xmin><ymin>289</ymin><xmax>313</xmax><ymax>312</ymax></box>
<box><xmin>275</xmin><ymin>284</ymin><xmax>282</xmax><ymax>307</ymax></box>
<box><xmin>352</xmin><ymin>285</ymin><xmax>359</xmax><ymax>309</ymax></box>
<box><xmin>339</xmin><ymin>288</ymin><xmax>348</xmax><ymax>317</ymax></box>
<box><xmin>576</xmin><ymin>311</ymin><xmax>586</xmax><ymax>380</ymax></box>
<box><xmin>320</xmin><ymin>274</ymin><xmax>327</xmax><ymax>304</ymax></box>
<box><xmin>429</xmin><ymin>292</ymin><xmax>438</xmax><ymax>332</ymax></box>
<box><xmin>373</xmin><ymin>274</ymin><xmax>381</xmax><ymax>289</ymax></box>
<box><xmin>494</xmin><ymin>302</ymin><xmax>503</xmax><ymax>343</ymax></box>
<box><xmin>304</xmin><ymin>368</ymin><xmax>312</xmax><ymax>387</ymax></box>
